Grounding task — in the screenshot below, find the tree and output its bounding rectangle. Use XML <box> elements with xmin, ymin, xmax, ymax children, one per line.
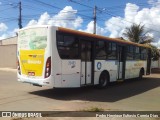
<box><xmin>123</xmin><ymin>23</ymin><xmax>159</xmax><ymax>60</ymax></box>
<box><xmin>123</xmin><ymin>23</ymin><xmax>153</xmax><ymax>44</ymax></box>
<box><xmin>149</xmin><ymin>44</ymin><xmax>160</xmax><ymax>61</ymax></box>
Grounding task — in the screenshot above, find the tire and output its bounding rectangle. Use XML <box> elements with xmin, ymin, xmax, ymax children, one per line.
<box><xmin>98</xmin><ymin>72</ymin><xmax>109</xmax><ymax>88</ymax></box>
<box><xmin>139</xmin><ymin>69</ymin><xmax>143</xmax><ymax>80</ymax></box>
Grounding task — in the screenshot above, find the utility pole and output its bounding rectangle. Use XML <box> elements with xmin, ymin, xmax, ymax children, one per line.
<box><xmin>93</xmin><ymin>6</ymin><xmax>97</xmax><ymax>34</ymax></box>
<box><xmin>18</xmin><ymin>1</ymin><xmax>22</xmax><ymax>29</ymax></box>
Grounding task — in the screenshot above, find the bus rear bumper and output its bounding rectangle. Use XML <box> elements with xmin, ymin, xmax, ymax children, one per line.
<box><xmin>17</xmin><ymin>75</ymin><xmax>54</xmax><ymax>88</ymax></box>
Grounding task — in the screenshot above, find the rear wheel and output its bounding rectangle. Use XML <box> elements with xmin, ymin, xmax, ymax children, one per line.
<box><xmin>98</xmin><ymin>72</ymin><xmax>109</xmax><ymax>88</ymax></box>
<box><xmin>139</xmin><ymin>69</ymin><xmax>143</xmax><ymax>80</ymax></box>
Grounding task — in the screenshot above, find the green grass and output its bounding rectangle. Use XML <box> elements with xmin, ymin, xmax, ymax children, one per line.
<box><xmin>11</xmin><ymin>118</ymin><xmax>23</xmax><ymax>120</ymax></box>
<box><xmin>80</xmin><ymin>107</ymin><xmax>104</xmax><ymax>112</ymax></box>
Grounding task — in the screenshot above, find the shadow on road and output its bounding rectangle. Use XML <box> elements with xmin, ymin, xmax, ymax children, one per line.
<box><xmin>30</xmin><ymin>77</ymin><xmax>160</xmax><ymax>102</ymax></box>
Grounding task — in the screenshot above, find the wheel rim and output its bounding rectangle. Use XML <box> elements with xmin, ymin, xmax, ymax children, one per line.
<box><xmin>100</xmin><ymin>75</ymin><xmax>107</xmax><ymax>87</ymax></box>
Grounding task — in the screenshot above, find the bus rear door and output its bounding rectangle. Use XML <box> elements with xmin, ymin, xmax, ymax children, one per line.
<box><xmin>80</xmin><ymin>40</ymin><xmax>93</xmax><ymax>85</ymax></box>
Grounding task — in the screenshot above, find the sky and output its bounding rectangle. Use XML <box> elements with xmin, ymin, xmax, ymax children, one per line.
<box><xmin>0</xmin><ymin>0</ymin><xmax>160</xmax><ymax>48</ymax></box>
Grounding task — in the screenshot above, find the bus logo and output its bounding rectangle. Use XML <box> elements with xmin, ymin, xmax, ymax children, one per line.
<box><xmin>97</xmin><ymin>62</ymin><xmax>102</xmax><ymax>70</ymax></box>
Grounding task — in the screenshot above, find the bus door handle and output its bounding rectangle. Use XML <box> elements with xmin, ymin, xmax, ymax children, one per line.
<box><xmin>81</xmin><ymin>74</ymin><xmax>83</xmax><ymax>77</ymax></box>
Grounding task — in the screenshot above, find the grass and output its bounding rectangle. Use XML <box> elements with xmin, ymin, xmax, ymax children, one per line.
<box><xmin>79</xmin><ymin>107</ymin><xmax>104</xmax><ymax>112</ymax></box>
<box><xmin>11</xmin><ymin>118</ymin><xmax>23</xmax><ymax>120</ymax></box>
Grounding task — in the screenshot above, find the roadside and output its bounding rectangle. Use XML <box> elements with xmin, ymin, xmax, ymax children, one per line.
<box><xmin>0</xmin><ymin>68</ymin><xmax>17</xmax><ymax>72</ymax></box>
<box><xmin>0</xmin><ymin>68</ymin><xmax>159</xmax><ymax>120</ymax></box>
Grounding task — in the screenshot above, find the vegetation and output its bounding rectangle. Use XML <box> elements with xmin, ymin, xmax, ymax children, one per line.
<box><xmin>11</xmin><ymin>118</ymin><xmax>23</xmax><ymax>120</ymax></box>
<box><xmin>123</xmin><ymin>23</ymin><xmax>153</xmax><ymax>44</ymax></box>
<box><xmin>123</xmin><ymin>23</ymin><xmax>160</xmax><ymax>60</ymax></box>
<box><xmin>149</xmin><ymin>44</ymin><xmax>160</xmax><ymax>60</ymax></box>
<box><xmin>79</xmin><ymin>107</ymin><xmax>104</xmax><ymax>112</ymax></box>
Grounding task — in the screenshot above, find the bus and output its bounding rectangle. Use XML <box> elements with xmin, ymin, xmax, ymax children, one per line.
<box><xmin>17</xmin><ymin>25</ymin><xmax>151</xmax><ymax>88</ymax></box>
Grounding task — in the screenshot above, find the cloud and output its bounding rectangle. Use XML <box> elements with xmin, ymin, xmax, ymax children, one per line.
<box><xmin>0</xmin><ymin>23</ymin><xmax>8</xmax><ymax>32</ymax></box>
<box><xmin>105</xmin><ymin>1</ymin><xmax>160</xmax><ymax>48</ymax></box>
<box><xmin>0</xmin><ymin>28</ymin><xmax>18</xmax><ymax>40</ymax></box>
<box><xmin>0</xmin><ymin>23</ymin><xmax>18</xmax><ymax>40</ymax></box>
<box><xmin>27</xmin><ymin>6</ymin><xmax>83</xmax><ymax>29</ymax></box>
<box><xmin>79</xmin><ymin>21</ymin><xmax>107</xmax><ymax>35</ymax></box>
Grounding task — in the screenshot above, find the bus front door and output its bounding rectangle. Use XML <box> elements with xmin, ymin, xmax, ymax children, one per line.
<box><xmin>80</xmin><ymin>41</ymin><xmax>92</xmax><ymax>85</ymax></box>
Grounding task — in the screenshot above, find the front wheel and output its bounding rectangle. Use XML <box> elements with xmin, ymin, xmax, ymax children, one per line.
<box><xmin>98</xmin><ymin>72</ymin><xmax>109</xmax><ymax>88</ymax></box>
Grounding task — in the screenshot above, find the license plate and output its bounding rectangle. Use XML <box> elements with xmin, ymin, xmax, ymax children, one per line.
<box><xmin>28</xmin><ymin>72</ymin><xmax>35</xmax><ymax>76</ymax></box>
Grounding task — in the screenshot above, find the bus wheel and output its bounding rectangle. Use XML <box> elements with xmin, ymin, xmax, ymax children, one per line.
<box><xmin>139</xmin><ymin>69</ymin><xmax>143</xmax><ymax>80</ymax></box>
<box><xmin>98</xmin><ymin>72</ymin><xmax>109</xmax><ymax>88</ymax></box>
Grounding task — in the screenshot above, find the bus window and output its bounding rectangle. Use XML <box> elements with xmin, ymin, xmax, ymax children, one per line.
<box><xmin>57</xmin><ymin>34</ymin><xmax>79</xmax><ymax>59</ymax></box>
<box><xmin>108</xmin><ymin>42</ymin><xmax>117</xmax><ymax>60</ymax></box>
<box><xmin>140</xmin><ymin>48</ymin><xmax>147</xmax><ymax>60</ymax></box>
<box><xmin>95</xmin><ymin>41</ymin><xmax>107</xmax><ymax>60</ymax></box>
<box><xmin>127</xmin><ymin>45</ymin><xmax>134</xmax><ymax>60</ymax></box>
<box><xmin>135</xmin><ymin>47</ymin><xmax>140</xmax><ymax>60</ymax></box>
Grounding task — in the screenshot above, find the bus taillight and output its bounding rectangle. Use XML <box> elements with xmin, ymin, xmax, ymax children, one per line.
<box><xmin>17</xmin><ymin>59</ymin><xmax>21</xmax><ymax>75</ymax></box>
<box><xmin>45</xmin><ymin>56</ymin><xmax>51</xmax><ymax>78</ymax></box>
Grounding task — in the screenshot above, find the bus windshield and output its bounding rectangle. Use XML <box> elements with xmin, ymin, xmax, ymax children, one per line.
<box><xmin>18</xmin><ymin>27</ymin><xmax>47</xmax><ymax>50</ymax></box>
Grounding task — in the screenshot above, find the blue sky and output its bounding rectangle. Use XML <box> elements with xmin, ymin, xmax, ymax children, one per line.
<box><xmin>0</xmin><ymin>0</ymin><xmax>160</xmax><ymax>48</ymax></box>
<box><xmin>0</xmin><ymin>0</ymin><xmax>149</xmax><ymax>30</ymax></box>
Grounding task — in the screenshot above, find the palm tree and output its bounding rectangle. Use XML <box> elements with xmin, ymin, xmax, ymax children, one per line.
<box><xmin>123</xmin><ymin>23</ymin><xmax>152</xmax><ymax>44</ymax></box>
<box><xmin>123</xmin><ymin>23</ymin><xmax>159</xmax><ymax>60</ymax></box>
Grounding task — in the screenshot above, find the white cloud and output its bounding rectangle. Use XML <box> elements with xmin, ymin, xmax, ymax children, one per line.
<box><xmin>1</xmin><ymin>6</ymin><xmax>83</xmax><ymax>40</ymax></box>
<box><xmin>79</xmin><ymin>21</ymin><xmax>107</xmax><ymax>35</ymax></box>
<box><xmin>27</xmin><ymin>20</ymin><xmax>38</xmax><ymax>26</ymax></box>
<box><xmin>27</xmin><ymin>6</ymin><xmax>83</xmax><ymax>29</ymax></box>
<box><xmin>104</xmin><ymin>1</ymin><xmax>160</xmax><ymax>48</ymax></box>
<box><xmin>0</xmin><ymin>23</ymin><xmax>8</xmax><ymax>32</ymax></box>
<box><xmin>0</xmin><ymin>28</ymin><xmax>18</xmax><ymax>40</ymax></box>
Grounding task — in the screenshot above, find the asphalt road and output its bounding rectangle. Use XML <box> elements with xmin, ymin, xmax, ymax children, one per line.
<box><xmin>0</xmin><ymin>68</ymin><xmax>160</xmax><ymax>119</ymax></box>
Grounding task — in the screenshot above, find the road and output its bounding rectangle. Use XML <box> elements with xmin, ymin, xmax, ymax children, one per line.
<box><xmin>0</xmin><ymin>68</ymin><xmax>160</xmax><ymax>119</ymax></box>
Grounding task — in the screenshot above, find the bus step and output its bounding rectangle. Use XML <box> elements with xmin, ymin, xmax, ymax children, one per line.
<box><xmin>117</xmin><ymin>79</ymin><xmax>124</xmax><ymax>82</ymax></box>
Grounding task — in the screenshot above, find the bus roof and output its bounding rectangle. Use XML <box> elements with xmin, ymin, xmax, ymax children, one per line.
<box><xmin>58</xmin><ymin>27</ymin><xmax>150</xmax><ymax>48</ymax></box>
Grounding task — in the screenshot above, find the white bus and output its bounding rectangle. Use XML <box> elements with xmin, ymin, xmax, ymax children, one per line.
<box><xmin>17</xmin><ymin>25</ymin><xmax>151</xmax><ymax>88</ymax></box>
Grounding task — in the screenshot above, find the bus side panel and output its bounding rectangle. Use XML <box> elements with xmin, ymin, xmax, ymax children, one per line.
<box><xmin>125</xmin><ymin>60</ymin><xmax>147</xmax><ymax>79</ymax></box>
<box><xmin>61</xmin><ymin>60</ymin><xmax>80</xmax><ymax>88</ymax></box>
<box><xmin>51</xmin><ymin>27</ymin><xmax>62</xmax><ymax>88</ymax></box>
<box><xmin>94</xmin><ymin>60</ymin><xmax>118</xmax><ymax>85</ymax></box>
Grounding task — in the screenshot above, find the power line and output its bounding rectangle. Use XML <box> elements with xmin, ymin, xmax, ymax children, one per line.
<box><xmin>31</xmin><ymin>0</ymin><xmax>62</xmax><ymax>10</ymax></box>
<box><xmin>68</xmin><ymin>0</ymin><xmax>93</xmax><ymax>9</ymax></box>
<box><xmin>69</xmin><ymin>0</ymin><xmax>160</xmax><ymax>34</ymax></box>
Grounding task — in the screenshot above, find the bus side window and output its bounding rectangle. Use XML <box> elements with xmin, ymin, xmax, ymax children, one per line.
<box><xmin>57</xmin><ymin>34</ymin><xmax>79</xmax><ymax>59</ymax></box>
<box><xmin>140</xmin><ymin>48</ymin><xmax>147</xmax><ymax>60</ymax></box>
<box><xmin>95</xmin><ymin>41</ymin><xmax>107</xmax><ymax>60</ymax></box>
<box><xmin>107</xmin><ymin>42</ymin><xmax>117</xmax><ymax>60</ymax></box>
<box><xmin>127</xmin><ymin>45</ymin><xmax>134</xmax><ymax>60</ymax></box>
<box><xmin>135</xmin><ymin>47</ymin><xmax>140</xmax><ymax>60</ymax></box>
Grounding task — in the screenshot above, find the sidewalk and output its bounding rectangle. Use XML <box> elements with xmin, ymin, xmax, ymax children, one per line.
<box><xmin>151</xmin><ymin>68</ymin><xmax>160</xmax><ymax>73</ymax></box>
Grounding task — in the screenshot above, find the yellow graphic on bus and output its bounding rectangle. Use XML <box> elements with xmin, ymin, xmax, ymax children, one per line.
<box><xmin>20</xmin><ymin>49</ymin><xmax>45</xmax><ymax>76</ymax></box>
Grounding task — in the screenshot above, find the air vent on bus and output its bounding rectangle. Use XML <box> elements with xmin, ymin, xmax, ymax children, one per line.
<box><xmin>45</xmin><ymin>56</ymin><xmax>51</xmax><ymax>78</ymax></box>
<box><xmin>17</xmin><ymin>59</ymin><xmax>21</xmax><ymax>75</ymax></box>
